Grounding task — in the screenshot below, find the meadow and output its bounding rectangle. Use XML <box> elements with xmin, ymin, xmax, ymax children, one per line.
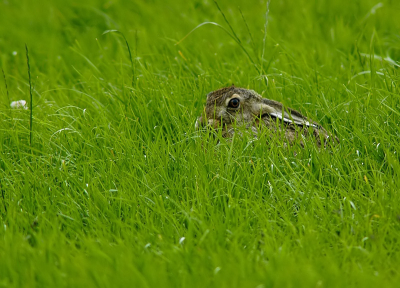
<box><xmin>1</xmin><ymin>0</ymin><xmax>400</xmax><ymax>287</ymax></box>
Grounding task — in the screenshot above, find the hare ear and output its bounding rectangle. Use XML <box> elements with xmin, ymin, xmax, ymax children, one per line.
<box><xmin>253</xmin><ymin>103</ymin><xmax>317</xmax><ymax>128</ymax></box>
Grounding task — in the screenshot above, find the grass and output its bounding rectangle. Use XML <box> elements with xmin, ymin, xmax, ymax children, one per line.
<box><xmin>1</xmin><ymin>0</ymin><xmax>400</xmax><ymax>287</ymax></box>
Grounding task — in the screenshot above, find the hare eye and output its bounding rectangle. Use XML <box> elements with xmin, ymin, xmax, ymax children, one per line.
<box><xmin>228</xmin><ymin>98</ymin><xmax>240</xmax><ymax>108</ymax></box>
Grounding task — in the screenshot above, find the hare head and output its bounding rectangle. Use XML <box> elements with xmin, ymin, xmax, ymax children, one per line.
<box><xmin>196</xmin><ymin>86</ymin><xmax>337</xmax><ymax>147</ymax></box>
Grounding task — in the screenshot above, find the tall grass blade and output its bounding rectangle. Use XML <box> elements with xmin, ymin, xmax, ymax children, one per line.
<box><xmin>213</xmin><ymin>0</ymin><xmax>260</xmax><ymax>73</ymax></box>
<box><xmin>176</xmin><ymin>22</ymin><xmax>260</xmax><ymax>74</ymax></box>
<box><xmin>2</xmin><ymin>68</ymin><xmax>9</xmax><ymax>106</ymax></box>
<box><xmin>213</xmin><ymin>0</ymin><xmax>241</xmax><ymax>44</ymax></box>
<box><xmin>261</xmin><ymin>0</ymin><xmax>271</xmax><ymax>75</ymax></box>
<box><xmin>135</xmin><ymin>29</ymin><xmax>138</xmax><ymax>87</ymax></box>
<box><xmin>238</xmin><ymin>7</ymin><xmax>257</xmax><ymax>57</ymax></box>
<box><xmin>176</xmin><ymin>22</ymin><xmax>234</xmax><ymax>46</ymax></box>
<box><xmin>103</xmin><ymin>30</ymin><xmax>135</xmax><ymax>88</ymax></box>
<box><xmin>25</xmin><ymin>44</ymin><xmax>33</xmax><ymax>147</ymax></box>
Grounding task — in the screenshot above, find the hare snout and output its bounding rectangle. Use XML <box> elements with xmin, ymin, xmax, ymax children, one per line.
<box><xmin>195</xmin><ymin>116</ymin><xmax>204</xmax><ymax>130</ymax></box>
<box><xmin>195</xmin><ymin>116</ymin><xmax>220</xmax><ymax>130</ymax></box>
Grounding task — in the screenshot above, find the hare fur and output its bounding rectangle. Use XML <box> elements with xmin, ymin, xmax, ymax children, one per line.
<box><xmin>196</xmin><ymin>86</ymin><xmax>338</xmax><ymax>147</ymax></box>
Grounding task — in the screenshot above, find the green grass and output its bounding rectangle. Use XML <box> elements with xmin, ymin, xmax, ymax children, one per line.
<box><xmin>1</xmin><ymin>0</ymin><xmax>400</xmax><ymax>287</ymax></box>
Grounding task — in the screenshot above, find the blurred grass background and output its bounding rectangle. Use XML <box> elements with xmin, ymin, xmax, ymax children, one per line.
<box><xmin>1</xmin><ymin>0</ymin><xmax>400</xmax><ymax>287</ymax></box>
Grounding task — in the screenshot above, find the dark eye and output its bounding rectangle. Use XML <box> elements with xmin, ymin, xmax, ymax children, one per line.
<box><xmin>228</xmin><ymin>98</ymin><xmax>240</xmax><ymax>108</ymax></box>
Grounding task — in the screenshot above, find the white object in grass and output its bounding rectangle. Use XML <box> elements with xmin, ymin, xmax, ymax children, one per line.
<box><xmin>10</xmin><ymin>100</ymin><xmax>28</xmax><ymax>110</ymax></box>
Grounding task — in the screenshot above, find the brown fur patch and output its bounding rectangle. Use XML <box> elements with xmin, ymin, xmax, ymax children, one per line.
<box><xmin>199</xmin><ymin>86</ymin><xmax>338</xmax><ymax>148</ymax></box>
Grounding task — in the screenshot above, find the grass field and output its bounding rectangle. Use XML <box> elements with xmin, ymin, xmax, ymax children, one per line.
<box><xmin>1</xmin><ymin>0</ymin><xmax>400</xmax><ymax>287</ymax></box>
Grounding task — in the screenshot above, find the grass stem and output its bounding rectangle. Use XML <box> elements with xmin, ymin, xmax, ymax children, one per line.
<box><xmin>213</xmin><ymin>1</ymin><xmax>260</xmax><ymax>73</ymax></box>
<box><xmin>261</xmin><ymin>0</ymin><xmax>271</xmax><ymax>75</ymax></box>
<box><xmin>238</xmin><ymin>7</ymin><xmax>257</xmax><ymax>58</ymax></box>
<box><xmin>103</xmin><ymin>30</ymin><xmax>135</xmax><ymax>88</ymax></box>
<box><xmin>25</xmin><ymin>44</ymin><xmax>33</xmax><ymax>147</ymax></box>
<box><xmin>2</xmin><ymin>68</ymin><xmax>9</xmax><ymax>107</ymax></box>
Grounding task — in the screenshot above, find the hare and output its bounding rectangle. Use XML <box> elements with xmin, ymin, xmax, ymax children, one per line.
<box><xmin>195</xmin><ymin>85</ymin><xmax>338</xmax><ymax>147</ymax></box>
